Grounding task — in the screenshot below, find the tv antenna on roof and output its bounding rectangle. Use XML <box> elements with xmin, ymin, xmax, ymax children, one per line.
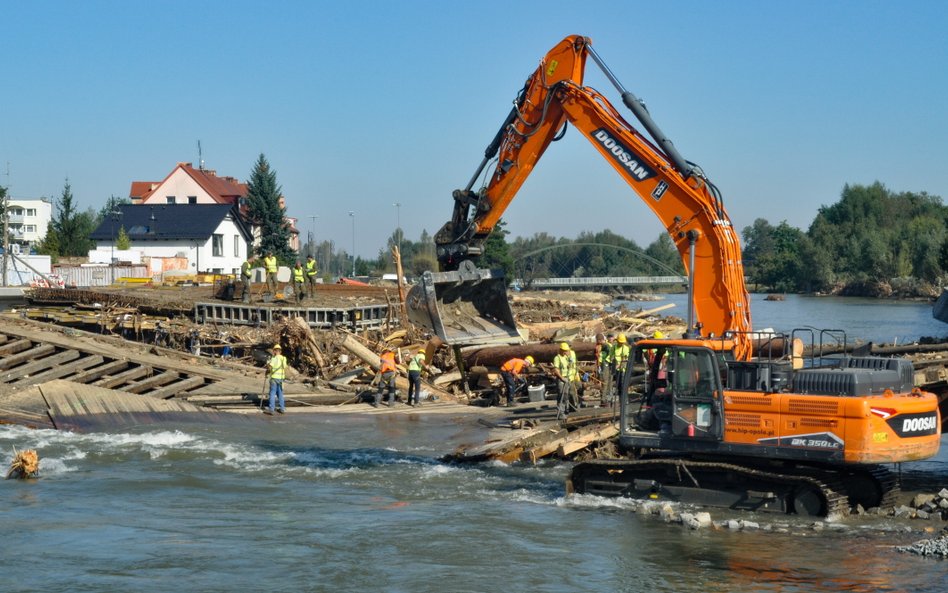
<box><xmin>198</xmin><ymin>140</ymin><xmax>205</xmax><ymax>171</ymax></box>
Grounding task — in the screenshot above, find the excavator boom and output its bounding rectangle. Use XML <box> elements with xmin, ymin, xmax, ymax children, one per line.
<box><xmin>408</xmin><ymin>35</ymin><xmax>750</xmax><ymax>356</ymax></box>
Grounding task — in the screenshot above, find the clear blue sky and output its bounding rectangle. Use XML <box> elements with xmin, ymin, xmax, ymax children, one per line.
<box><xmin>2</xmin><ymin>1</ymin><xmax>946</xmax><ymax>260</ymax></box>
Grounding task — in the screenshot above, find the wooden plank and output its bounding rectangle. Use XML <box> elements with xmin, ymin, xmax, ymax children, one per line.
<box><xmin>0</xmin><ymin>343</ymin><xmax>57</xmax><ymax>371</ymax></box>
<box><xmin>92</xmin><ymin>365</ymin><xmax>153</xmax><ymax>389</ymax></box>
<box><xmin>12</xmin><ymin>355</ymin><xmax>105</xmax><ymax>387</ymax></box>
<box><xmin>120</xmin><ymin>370</ymin><xmax>180</xmax><ymax>394</ymax></box>
<box><xmin>0</xmin><ymin>334</ymin><xmax>9</xmax><ymax>344</ymax></box>
<box><xmin>0</xmin><ymin>349</ymin><xmax>80</xmax><ymax>383</ymax></box>
<box><xmin>68</xmin><ymin>360</ymin><xmax>130</xmax><ymax>384</ymax></box>
<box><xmin>557</xmin><ymin>424</ymin><xmax>619</xmax><ymax>456</ymax></box>
<box><xmin>147</xmin><ymin>376</ymin><xmax>206</xmax><ymax>400</ymax></box>
<box><xmin>0</xmin><ymin>338</ymin><xmax>34</xmax><ymax>357</ymax></box>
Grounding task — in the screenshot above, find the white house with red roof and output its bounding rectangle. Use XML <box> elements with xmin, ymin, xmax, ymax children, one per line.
<box><xmin>129</xmin><ymin>162</ymin><xmax>299</xmax><ymax>251</ymax></box>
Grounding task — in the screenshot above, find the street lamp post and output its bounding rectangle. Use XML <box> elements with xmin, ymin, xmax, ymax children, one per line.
<box><xmin>348</xmin><ymin>211</ymin><xmax>356</xmax><ymax>277</ymax></box>
<box><xmin>308</xmin><ymin>215</ymin><xmax>318</xmax><ymax>260</ymax></box>
<box><xmin>110</xmin><ymin>209</ymin><xmax>122</xmax><ymax>284</ymax></box>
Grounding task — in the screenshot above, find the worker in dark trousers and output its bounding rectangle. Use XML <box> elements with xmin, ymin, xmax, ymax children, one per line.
<box><xmin>375</xmin><ymin>348</ymin><xmax>398</xmax><ymax>407</ymax></box>
<box><xmin>407</xmin><ymin>351</ymin><xmax>429</xmax><ymax>407</ymax></box>
<box><xmin>305</xmin><ymin>255</ymin><xmax>318</xmax><ymax>298</ymax></box>
<box><xmin>240</xmin><ymin>258</ymin><xmax>253</xmax><ymax>303</ymax></box>
<box><xmin>292</xmin><ymin>262</ymin><xmax>305</xmax><ymax>303</ymax></box>
<box><xmin>499</xmin><ymin>355</ymin><xmax>533</xmax><ymax>407</ymax></box>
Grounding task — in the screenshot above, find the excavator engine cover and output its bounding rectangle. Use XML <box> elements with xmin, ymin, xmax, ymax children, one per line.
<box><xmin>407</xmin><ymin>260</ymin><xmax>522</xmax><ymax>346</ymax></box>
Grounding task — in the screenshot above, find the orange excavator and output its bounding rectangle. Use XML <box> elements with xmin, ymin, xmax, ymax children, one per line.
<box><xmin>407</xmin><ymin>35</ymin><xmax>940</xmax><ymax>515</ymax></box>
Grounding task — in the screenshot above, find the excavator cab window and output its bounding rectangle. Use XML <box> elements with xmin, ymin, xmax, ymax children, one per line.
<box><xmin>661</xmin><ymin>347</ymin><xmax>723</xmax><ymax>440</ymax></box>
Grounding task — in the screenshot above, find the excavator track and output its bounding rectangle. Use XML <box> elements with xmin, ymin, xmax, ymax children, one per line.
<box><xmin>568</xmin><ymin>458</ymin><xmax>852</xmax><ymax>517</ymax></box>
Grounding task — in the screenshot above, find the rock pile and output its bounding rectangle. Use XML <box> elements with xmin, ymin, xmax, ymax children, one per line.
<box><xmin>892</xmin><ymin>489</ymin><xmax>948</xmax><ymax>521</ymax></box>
<box><xmin>897</xmin><ymin>527</ymin><xmax>948</xmax><ymax>558</ymax></box>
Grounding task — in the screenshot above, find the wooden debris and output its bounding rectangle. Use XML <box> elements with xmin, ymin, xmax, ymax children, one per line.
<box><xmin>6</xmin><ymin>448</ymin><xmax>39</xmax><ymax>479</ymax></box>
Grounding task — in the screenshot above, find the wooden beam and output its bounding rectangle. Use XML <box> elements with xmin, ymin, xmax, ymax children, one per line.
<box><xmin>0</xmin><ymin>343</ymin><xmax>57</xmax><ymax>371</ymax></box>
<box><xmin>12</xmin><ymin>355</ymin><xmax>105</xmax><ymax>387</ymax></box>
<box><xmin>148</xmin><ymin>376</ymin><xmax>206</xmax><ymax>400</ymax></box>
<box><xmin>92</xmin><ymin>365</ymin><xmax>153</xmax><ymax>389</ymax></box>
<box><xmin>69</xmin><ymin>360</ymin><xmax>130</xmax><ymax>384</ymax></box>
<box><xmin>120</xmin><ymin>370</ymin><xmax>180</xmax><ymax>394</ymax></box>
<box><xmin>0</xmin><ymin>338</ymin><xmax>34</xmax><ymax>357</ymax></box>
<box><xmin>0</xmin><ymin>349</ymin><xmax>80</xmax><ymax>383</ymax></box>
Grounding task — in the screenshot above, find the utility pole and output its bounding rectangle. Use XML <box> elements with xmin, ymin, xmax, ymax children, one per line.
<box><xmin>348</xmin><ymin>211</ymin><xmax>356</xmax><ymax>277</ymax></box>
<box><xmin>393</xmin><ymin>202</ymin><xmax>401</xmax><ymax>258</ymax></box>
<box><xmin>2</xmin><ymin>163</ymin><xmax>11</xmax><ymax>287</ymax></box>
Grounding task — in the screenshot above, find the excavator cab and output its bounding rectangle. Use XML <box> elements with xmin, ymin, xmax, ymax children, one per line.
<box><xmin>406</xmin><ymin>260</ymin><xmax>522</xmax><ymax>346</ymax></box>
<box><xmin>625</xmin><ymin>342</ymin><xmax>724</xmax><ymax>442</ymax></box>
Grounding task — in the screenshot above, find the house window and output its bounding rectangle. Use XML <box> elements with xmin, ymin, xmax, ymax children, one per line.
<box><xmin>26</xmin><ymin>225</ymin><xmax>36</xmax><ymax>232</ymax></box>
<box><xmin>26</xmin><ymin>208</ymin><xmax>36</xmax><ymax>217</ymax></box>
<box><xmin>166</xmin><ymin>196</ymin><xmax>175</xmax><ymax>204</ymax></box>
<box><xmin>212</xmin><ymin>234</ymin><xmax>223</xmax><ymax>257</ymax></box>
<box><xmin>188</xmin><ymin>196</ymin><xmax>197</xmax><ymax>204</ymax></box>
<box><xmin>234</xmin><ymin>235</ymin><xmax>240</xmax><ymax>257</ymax></box>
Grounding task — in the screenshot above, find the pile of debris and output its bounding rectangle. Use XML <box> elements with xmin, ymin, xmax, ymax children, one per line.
<box><xmin>897</xmin><ymin>526</ymin><xmax>948</xmax><ymax>557</ymax></box>
<box><xmin>892</xmin><ymin>489</ymin><xmax>948</xmax><ymax>521</ymax></box>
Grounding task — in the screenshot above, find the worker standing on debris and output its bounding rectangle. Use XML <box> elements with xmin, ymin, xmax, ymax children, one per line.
<box><xmin>499</xmin><ymin>355</ymin><xmax>533</xmax><ymax>407</ymax></box>
<box><xmin>305</xmin><ymin>255</ymin><xmax>318</xmax><ymax>298</ymax></box>
<box><xmin>407</xmin><ymin>351</ymin><xmax>429</xmax><ymax>407</ymax></box>
<box><xmin>375</xmin><ymin>348</ymin><xmax>398</xmax><ymax>407</ymax></box>
<box><xmin>553</xmin><ymin>342</ymin><xmax>579</xmax><ymax>416</ymax></box>
<box><xmin>265</xmin><ymin>344</ymin><xmax>287</xmax><ymax>415</ymax></box>
<box><xmin>240</xmin><ymin>257</ymin><xmax>254</xmax><ymax>303</ymax></box>
<box><xmin>293</xmin><ymin>261</ymin><xmax>305</xmax><ymax>303</ymax></box>
<box><xmin>613</xmin><ymin>334</ymin><xmax>631</xmax><ymax>399</ymax></box>
<box><xmin>596</xmin><ymin>333</ymin><xmax>614</xmax><ymax>405</ymax></box>
<box><xmin>264</xmin><ymin>252</ymin><xmax>278</xmax><ymax>295</ymax></box>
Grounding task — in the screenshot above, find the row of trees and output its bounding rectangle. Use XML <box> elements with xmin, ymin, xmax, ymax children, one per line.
<box><xmin>20</xmin><ymin>159</ymin><xmax>945</xmax><ymax>297</ymax></box>
<box><xmin>742</xmin><ymin>183</ymin><xmax>947</xmax><ymax>295</ymax></box>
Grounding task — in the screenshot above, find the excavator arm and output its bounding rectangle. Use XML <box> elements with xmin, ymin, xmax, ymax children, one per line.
<box><xmin>411</xmin><ymin>35</ymin><xmax>751</xmax><ymax>358</ymax></box>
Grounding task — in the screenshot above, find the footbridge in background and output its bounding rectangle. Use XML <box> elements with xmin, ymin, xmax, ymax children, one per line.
<box><xmin>520</xmin><ymin>275</ymin><xmax>687</xmax><ymax>289</ymax></box>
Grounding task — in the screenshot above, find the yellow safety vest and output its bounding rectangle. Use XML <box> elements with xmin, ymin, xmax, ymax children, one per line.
<box><xmin>264</xmin><ymin>256</ymin><xmax>277</xmax><ymax>273</ymax></box>
<box><xmin>305</xmin><ymin>260</ymin><xmax>317</xmax><ymax>276</ymax></box>
<box><xmin>268</xmin><ymin>354</ymin><xmax>287</xmax><ymax>380</ymax></box>
<box><xmin>553</xmin><ymin>351</ymin><xmax>577</xmax><ymax>381</ymax></box>
<box><xmin>293</xmin><ymin>267</ymin><xmax>305</xmax><ymax>283</ymax></box>
<box><xmin>409</xmin><ymin>355</ymin><xmax>424</xmax><ymax>372</ymax></box>
<box><xmin>241</xmin><ymin>261</ymin><xmax>252</xmax><ymax>279</ymax></box>
<box><xmin>614</xmin><ymin>344</ymin><xmax>631</xmax><ymax>370</ymax></box>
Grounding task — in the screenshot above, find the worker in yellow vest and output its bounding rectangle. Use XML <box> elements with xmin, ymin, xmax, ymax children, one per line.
<box><xmin>263</xmin><ymin>252</ymin><xmax>278</xmax><ymax>296</ymax></box>
<box><xmin>293</xmin><ymin>261</ymin><xmax>305</xmax><ymax>303</ymax></box>
<box><xmin>552</xmin><ymin>342</ymin><xmax>579</xmax><ymax>417</ymax></box>
<box><xmin>305</xmin><ymin>255</ymin><xmax>318</xmax><ymax>298</ymax></box>
<box><xmin>240</xmin><ymin>258</ymin><xmax>254</xmax><ymax>303</ymax></box>
<box><xmin>612</xmin><ymin>333</ymin><xmax>631</xmax><ymax>398</ymax></box>
<box><xmin>407</xmin><ymin>351</ymin><xmax>429</xmax><ymax>407</ymax></box>
<box><xmin>264</xmin><ymin>344</ymin><xmax>288</xmax><ymax>415</ymax></box>
<box><xmin>596</xmin><ymin>333</ymin><xmax>615</xmax><ymax>405</ymax></box>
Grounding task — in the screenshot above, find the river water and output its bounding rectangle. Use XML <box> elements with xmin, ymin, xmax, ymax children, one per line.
<box><xmin>3</xmin><ymin>296</ymin><xmax>948</xmax><ymax>592</ymax></box>
<box><xmin>618</xmin><ymin>293</ymin><xmax>943</xmax><ymax>345</ymax></box>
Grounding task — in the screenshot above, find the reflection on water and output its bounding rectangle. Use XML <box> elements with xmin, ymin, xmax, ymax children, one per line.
<box><xmin>2</xmin><ymin>421</ymin><xmax>947</xmax><ymax>592</ymax></box>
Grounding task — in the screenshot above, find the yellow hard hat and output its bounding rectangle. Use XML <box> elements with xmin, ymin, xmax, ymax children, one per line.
<box><xmin>617</xmin><ymin>334</ymin><xmax>627</xmax><ymax>344</ymax></box>
<box><xmin>653</xmin><ymin>330</ymin><xmax>665</xmax><ymax>339</ymax></box>
<box><xmin>416</xmin><ymin>352</ymin><xmax>426</xmax><ymax>359</ymax></box>
<box><xmin>525</xmin><ymin>356</ymin><xmax>534</xmax><ymax>365</ymax></box>
<box><xmin>559</xmin><ymin>342</ymin><xmax>570</xmax><ymax>351</ymax></box>
<box><xmin>272</xmin><ymin>344</ymin><xmax>282</xmax><ymax>350</ymax></box>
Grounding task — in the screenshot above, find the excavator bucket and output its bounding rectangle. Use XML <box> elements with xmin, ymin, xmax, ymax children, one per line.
<box><xmin>406</xmin><ymin>263</ymin><xmax>522</xmax><ymax>346</ymax></box>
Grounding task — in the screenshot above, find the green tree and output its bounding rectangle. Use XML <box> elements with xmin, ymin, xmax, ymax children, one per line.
<box><xmin>116</xmin><ymin>226</ymin><xmax>131</xmax><ymax>250</ymax></box>
<box><xmin>480</xmin><ymin>218</ymin><xmax>514</xmax><ymax>279</ymax></box>
<box><xmin>245</xmin><ymin>154</ymin><xmax>294</xmax><ymax>262</ymax></box>
<box><xmin>51</xmin><ymin>180</ymin><xmax>95</xmax><ymax>256</ymax></box>
<box><xmin>97</xmin><ymin>195</ymin><xmax>130</xmax><ymax>224</ymax></box>
<box><xmin>644</xmin><ymin>233</ymin><xmax>684</xmax><ymax>274</ymax></box>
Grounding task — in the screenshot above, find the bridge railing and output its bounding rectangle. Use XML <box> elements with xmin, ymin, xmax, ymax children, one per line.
<box><xmin>523</xmin><ymin>276</ymin><xmax>687</xmax><ymax>288</ymax></box>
